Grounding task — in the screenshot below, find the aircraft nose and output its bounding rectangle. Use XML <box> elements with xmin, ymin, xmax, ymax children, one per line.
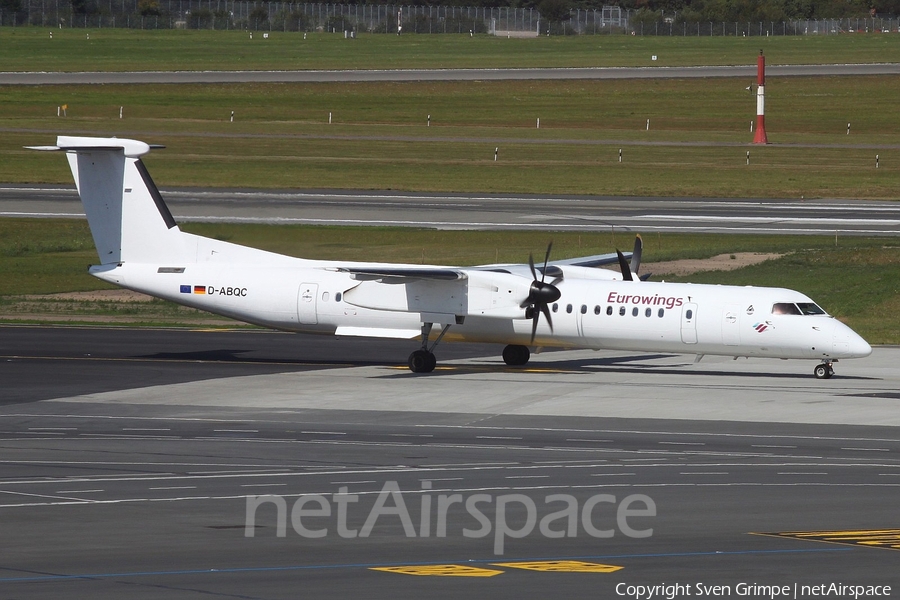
<box><xmin>833</xmin><ymin>321</ymin><xmax>872</xmax><ymax>358</ymax></box>
<box><xmin>847</xmin><ymin>331</ymin><xmax>873</xmax><ymax>358</ymax></box>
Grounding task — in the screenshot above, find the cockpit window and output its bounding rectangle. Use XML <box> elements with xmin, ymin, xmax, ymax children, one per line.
<box><xmin>796</xmin><ymin>302</ymin><xmax>827</xmax><ymax>315</ymax></box>
<box><xmin>773</xmin><ymin>302</ymin><xmax>826</xmax><ymax>316</ymax></box>
<box><xmin>772</xmin><ymin>303</ymin><xmax>802</xmax><ymax>315</ymax></box>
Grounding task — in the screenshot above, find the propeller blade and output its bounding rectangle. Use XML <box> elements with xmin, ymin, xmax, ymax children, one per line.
<box><xmin>616</xmin><ymin>249</ymin><xmax>633</xmax><ymax>282</ymax></box>
<box><xmin>523</xmin><ymin>241</ymin><xmax>559</xmax><ymax>344</ymax></box>
<box><xmin>630</xmin><ymin>234</ymin><xmax>643</xmax><ymax>276</ymax></box>
<box><xmin>541</xmin><ymin>242</ymin><xmax>553</xmax><ymax>283</ymax></box>
<box><xmin>540</xmin><ymin>303</ymin><xmax>554</xmax><ymax>332</ymax></box>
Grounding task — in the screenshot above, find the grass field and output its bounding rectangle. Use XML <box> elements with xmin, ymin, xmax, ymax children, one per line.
<box><xmin>2</xmin><ymin>29</ymin><xmax>900</xmax><ymax>71</ymax></box>
<box><xmin>3</xmin><ymin>76</ymin><xmax>899</xmax><ymax>198</ymax></box>
<box><xmin>1</xmin><ymin>218</ymin><xmax>897</xmax><ymax>343</ymax></box>
<box><xmin>0</xmin><ymin>30</ymin><xmax>896</xmax><ymax>338</ymax></box>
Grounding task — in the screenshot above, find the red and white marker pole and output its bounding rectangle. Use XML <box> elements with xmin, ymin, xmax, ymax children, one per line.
<box><xmin>753</xmin><ymin>50</ymin><xmax>768</xmax><ymax>144</ymax></box>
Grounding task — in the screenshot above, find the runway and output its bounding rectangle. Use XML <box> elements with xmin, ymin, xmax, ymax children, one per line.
<box><xmin>1</xmin><ymin>325</ymin><xmax>898</xmax><ymax>598</ymax></box>
<box><xmin>3</xmin><ymin>185</ymin><xmax>900</xmax><ymax>235</ymax></box>
<box><xmin>2</xmin><ymin>63</ymin><xmax>900</xmax><ymax>85</ymax></box>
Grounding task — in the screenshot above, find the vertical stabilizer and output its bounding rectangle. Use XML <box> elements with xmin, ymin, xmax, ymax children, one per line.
<box><xmin>31</xmin><ymin>136</ymin><xmax>190</xmax><ymax>265</ymax></box>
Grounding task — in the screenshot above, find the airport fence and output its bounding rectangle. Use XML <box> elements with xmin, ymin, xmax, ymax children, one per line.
<box><xmin>1</xmin><ymin>0</ymin><xmax>898</xmax><ymax>36</ymax></box>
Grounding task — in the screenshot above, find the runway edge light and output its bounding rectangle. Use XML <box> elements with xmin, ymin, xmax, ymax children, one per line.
<box><xmin>753</xmin><ymin>50</ymin><xmax>769</xmax><ymax>144</ymax></box>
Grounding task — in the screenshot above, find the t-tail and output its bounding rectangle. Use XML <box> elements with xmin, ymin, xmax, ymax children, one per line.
<box><xmin>29</xmin><ymin>136</ymin><xmax>191</xmax><ymax>267</ymax></box>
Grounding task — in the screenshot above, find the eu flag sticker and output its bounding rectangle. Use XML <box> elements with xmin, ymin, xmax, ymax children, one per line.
<box><xmin>180</xmin><ymin>285</ymin><xmax>191</xmax><ymax>294</ymax></box>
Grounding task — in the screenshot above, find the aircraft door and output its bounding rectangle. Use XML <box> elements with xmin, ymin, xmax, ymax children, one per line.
<box><xmin>298</xmin><ymin>283</ymin><xmax>318</xmax><ymax>324</ymax></box>
<box><xmin>723</xmin><ymin>304</ymin><xmax>741</xmax><ymax>346</ymax></box>
<box><xmin>681</xmin><ymin>302</ymin><xmax>698</xmax><ymax>344</ymax></box>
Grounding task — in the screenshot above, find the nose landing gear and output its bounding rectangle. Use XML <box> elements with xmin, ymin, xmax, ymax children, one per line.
<box><xmin>814</xmin><ymin>361</ymin><xmax>834</xmax><ymax>379</ymax></box>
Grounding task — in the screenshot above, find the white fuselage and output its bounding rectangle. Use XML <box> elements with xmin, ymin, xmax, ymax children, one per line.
<box><xmin>40</xmin><ymin>134</ymin><xmax>870</xmax><ymax>371</ymax></box>
<box><xmin>90</xmin><ymin>232</ymin><xmax>871</xmax><ymax>362</ymax></box>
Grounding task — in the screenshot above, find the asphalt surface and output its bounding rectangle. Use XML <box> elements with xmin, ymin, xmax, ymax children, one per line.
<box><xmin>4</xmin><ymin>185</ymin><xmax>900</xmax><ymax>235</ymax></box>
<box><xmin>0</xmin><ymin>325</ymin><xmax>898</xmax><ymax>599</ymax></box>
<box><xmin>2</xmin><ymin>63</ymin><xmax>900</xmax><ymax>84</ymax></box>
<box><xmin>0</xmin><ymin>325</ymin><xmax>503</xmax><ymax>405</ymax></box>
<box><xmin>3</xmin><ymin>61</ymin><xmax>898</xmax><ymax>598</ymax></box>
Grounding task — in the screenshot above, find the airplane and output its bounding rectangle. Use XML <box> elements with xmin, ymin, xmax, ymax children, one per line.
<box><xmin>29</xmin><ymin>136</ymin><xmax>871</xmax><ymax>379</ymax></box>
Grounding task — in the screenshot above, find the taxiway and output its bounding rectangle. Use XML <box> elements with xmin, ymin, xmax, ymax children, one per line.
<box><xmin>3</xmin><ymin>186</ymin><xmax>900</xmax><ymax>235</ymax></box>
<box><xmin>1</xmin><ymin>326</ymin><xmax>898</xmax><ymax>598</ymax></box>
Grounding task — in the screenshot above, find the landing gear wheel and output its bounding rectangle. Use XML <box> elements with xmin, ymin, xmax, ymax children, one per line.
<box><xmin>814</xmin><ymin>363</ymin><xmax>834</xmax><ymax>379</ymax></box>
<box><xmin>502</xmin><ymin>344</ymin><xmax>531</xmax><ymax>366</ymax></box>
<box><xmin>408</xmin><ymin>349</ymin><xmax>436</xmax><ymax>373</ymax></box>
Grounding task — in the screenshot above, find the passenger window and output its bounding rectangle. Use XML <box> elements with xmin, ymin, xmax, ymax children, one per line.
<box><xmin>619</xmin><ymin>306</ymin><xmax>626</xmax><ymax>316</ymax></box>
<box><xmin>552</xmin><ymin>303</ymin><xmax>558</xmax><ymax>313</ymax></box>
<box><xmin>606</xmin><ymin>306</ymin><xmax>613</xmax><ymax>316</ymax></box>
<box><xmin>594</xmin><ymin>305</ymin><xmax>601</xmax><ymax>315</ymax></box>
<box><xmin>322</xmin><ymin>292</ymin><xmax>330</xmax><ymax>302</ymax></box>
<box><xmin>566</xmin><ymin>304</ymin><xmax>573</xmax><ymax>314</ymax></box>
<box><xmin>632</xmin><ymin>307</ymin><xmax>639</xmax><ymax>317</ymax></box>
<box><xmin>686</xmin><ymin>309</ymin><xmax>693</xmax><ymax>320</ymax></box>
<box><xmin>335</xmin><ymin>292</ymin><xmax>342</xmax><ymax>302</ymax></box>
<box><xmin>658</xmin><ymin>308</ymin><xmax>664</xmax><ymax>318</ymax></box>
<box><xmin>772</xmin><ymin>302</ymin><xmax>802</xmax><ymax>315</ymax></box>
<box><xmin>645</xmin><ymin>307</ymin><xmax>652</xmax><ymax>317</ymax></box>
<box><xmin>581</xmin><ymin>305</ymin><xmax>587</xmax><ymax>314</ymax></box>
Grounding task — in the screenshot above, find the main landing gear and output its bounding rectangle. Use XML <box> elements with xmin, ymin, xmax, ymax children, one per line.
<box><xmin>814</xmin><ymin>361</ymin><xmax>835</xmax><ymax>379</ymax></box>
<box><xmin>502</xmin><ymin>344</ymin><xmax>531</xmax><ymax>366</ymax></box>
<box><xmin>408</xmin><ymin>322</ymin><xmax>451</xmax><ymax>373</ymax></box>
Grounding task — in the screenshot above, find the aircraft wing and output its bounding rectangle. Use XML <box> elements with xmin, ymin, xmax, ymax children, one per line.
<box><xmin>473</xmin><ymin>251</ymin><xmax>629</xmax><ymax>278</ymax></box>
<box><xmin>339</xmin><ymin>267</ymin><xmax>466</xmax><ymax>282</ymax></box>
<box><xmin>551</xmin><ymin>251</ymin><xmax>628</xmax><ymax>268</ymax></box>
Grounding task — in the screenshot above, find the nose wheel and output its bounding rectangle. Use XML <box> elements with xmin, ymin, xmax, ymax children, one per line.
<box><xmin>814</xmin><ymin>362</ymin><xmax>834</xmax><ymax>379</ymax></box>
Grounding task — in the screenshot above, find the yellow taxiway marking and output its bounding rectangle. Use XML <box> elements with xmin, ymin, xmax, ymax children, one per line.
<box><xmin>753</xmin><ymin>529</ymin><xmax>900</xmax><ymax>551</ymax></box>
<box><xmin>370</xmin><ymin>564</ymin><xmax>503</xmax><ymax>577</ymax></box>
<box><xmin>492</xmin><ymin>560</ymin><xmax>623</xmax><ymax>573</ymax></box>
<box><xmin>372</xmin><ymin>560</ymin><xmax>624</xmax><ymax>576</ymax></box>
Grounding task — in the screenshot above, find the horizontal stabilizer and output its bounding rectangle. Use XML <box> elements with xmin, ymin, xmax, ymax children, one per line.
<box><xmin>27</xmin><ymin>136</ymin><xmax>161</xmax><ymax>158</ymax></box>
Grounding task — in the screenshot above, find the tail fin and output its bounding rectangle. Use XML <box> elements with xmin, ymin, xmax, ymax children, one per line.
<box><xmin>30</xmin><ymin>136</ymin><xmax>188</xmax><ymax>265</ymax></box>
